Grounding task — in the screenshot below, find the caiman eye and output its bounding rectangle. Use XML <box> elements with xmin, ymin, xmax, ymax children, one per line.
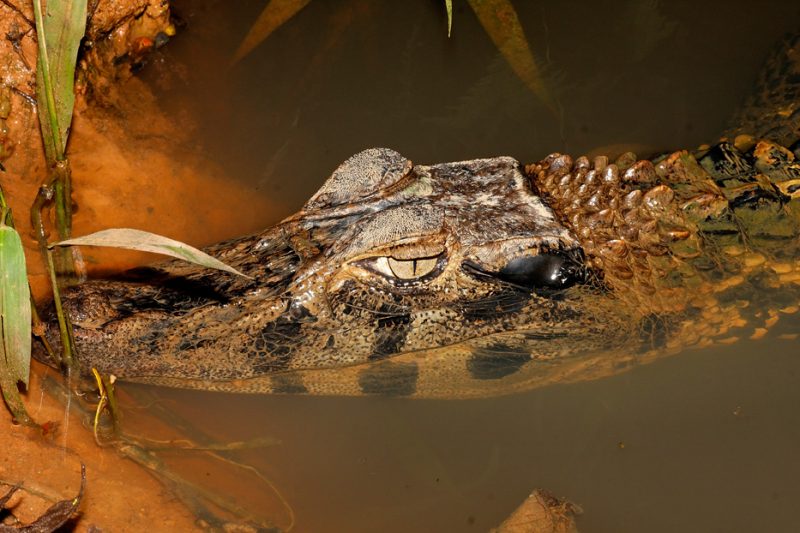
<box><xmin>498</xmin><ymin>252</ymin><xmax>584</xmax><ymax>290</ymax></box>
<box><xmin>373</xmin><ymin>256</ymin><xmax>440</xmax><ymax>280</ymax></box>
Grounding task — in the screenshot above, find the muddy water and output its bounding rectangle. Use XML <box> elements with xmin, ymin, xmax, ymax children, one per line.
<box><xmin>113</xmin><ymin>1</ymin><xmax>800</xmax><ymax>531</ymax></box>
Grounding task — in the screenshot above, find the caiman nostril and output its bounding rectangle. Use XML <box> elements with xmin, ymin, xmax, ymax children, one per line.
<box><xmin>498</xmin><ymin>252</ymin><xmax>583</xmax><ymax>291</ymax></box>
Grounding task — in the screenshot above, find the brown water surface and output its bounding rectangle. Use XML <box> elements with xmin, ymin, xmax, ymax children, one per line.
<box><xmin>64</xmin><ymin>1</ymin><xmax>800</xmax><ymax>531</ymax></box>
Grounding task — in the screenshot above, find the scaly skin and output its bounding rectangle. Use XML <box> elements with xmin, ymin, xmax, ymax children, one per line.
<box><xmin>38</xmin><ymin>37</ymin><xmax>800</xmax><ymax>398</ymax></box>
<box><xmin>36</xmin><ymin>140</ymin><xmax>800</xmax><ymax>398</ymax></box>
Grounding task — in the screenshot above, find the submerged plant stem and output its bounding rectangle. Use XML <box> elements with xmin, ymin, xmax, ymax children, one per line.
<box><xmin>90</xmin><ymin>368</ymin><xmax>120</xmax><ymax>442</ymax></box>
<box><xmin>44</xmin><ymin>246</ymin><xmax>75</xmax><ymax>370</ymax></box>
<box><xmin>51</xmin><ymin>161</ymin><xmax>78</xmax><ymax>281</ymax></box>
<box><xmin>31</xmin><ymin>185</ymin><xmax>76</xmax><ymax>371</ymax></box>
<box><xmin>32</xmin><ymin>0</ymin><xmax>85</xmax><ymax>279</ymax></box>
<box><xmin>53</xmin><ymin>161</ymin><xmax>72</xmax><ymax>239</ymax></box>
<box><xmin>0</xmin><ymin>371</ymin><xmax>32</xmax><ymax>426</ymax></box>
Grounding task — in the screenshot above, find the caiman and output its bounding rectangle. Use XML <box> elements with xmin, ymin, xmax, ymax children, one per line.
<box><xmin>39</xmin><ymin>35</ymin><xmax>800</xmax><ymax>399</ymax></box>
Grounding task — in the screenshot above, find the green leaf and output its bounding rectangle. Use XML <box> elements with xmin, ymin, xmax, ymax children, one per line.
<box><xmin>33</xmin><ymin>0</ymin><xmax>87</xmax><ymax>163</ymax></box>
<box><xmin>232</xmin><ymin>0</ymin><xmax>312</xmax><ymax>64</ymax></box>
<box><xmin>0</xmin><ymin>225</ymin><xmax>31</xmax><ymax>387</ymax></box>
<box><xmin>445</xmin><ymin>0</ymin><xmax>453</xmax><ymax>37</ymax></box>
<box><xmin>466</xmin><ymin>0</ymin><xmax>555</xmax><ymax>113</ymax></box>
<box><xmin>52</xmin><ymin>228</ymin><xmax>251</xmax><ymax>279</ymax></box>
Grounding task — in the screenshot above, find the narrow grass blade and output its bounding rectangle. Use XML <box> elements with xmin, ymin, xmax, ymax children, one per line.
<box><xmin>445</xmin><ymin>0</ymin><xmax>453</xmax><ymax>37</ymax></box>
<box><xmin>466</xmin><ymin>0</ymin><xmax>555</xmax><ymax>112</ymax></box>
<box><xmin>232</xmin><ymin>0</ymin><xmax>312</xmax><ymax>64</ymax></box>
<box><xmin>53</xmin><ymin>228</ymin><xmax>250</xmax><ymax>278</ymax></box>
<box><xmin>32</xmin><ymin>0</ymin><xmax>87</xmax><ymax>162</ymax></box>
<box><xmin>0</xmin><ymin>225</ymin><xmax>32</xmax><ymax>387</ymax></box>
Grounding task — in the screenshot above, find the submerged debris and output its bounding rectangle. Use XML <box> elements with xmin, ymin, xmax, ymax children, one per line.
<box><xmin>0</xmin><ymin>464</ymin><xmax>85</xmax><ymax>532</ymax></box>
<box><xmin>491</xmin><ymin>489</ymin><xmax>581</xmax><ymax>533</ymax></box>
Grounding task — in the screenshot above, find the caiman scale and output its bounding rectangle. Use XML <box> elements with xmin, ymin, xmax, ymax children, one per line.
<box><xmin>40</xmin><ymin>36</ymin><xmax>800</xmax><ymax>398</ymax></box>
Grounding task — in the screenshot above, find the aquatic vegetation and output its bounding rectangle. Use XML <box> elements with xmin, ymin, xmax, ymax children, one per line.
<box><xmin>466</xmin><ymin>0</ymin><xmax>555</xmax><ymax>113</ymax></box>
<box><xmin>54</xmin><ymin>228</ymin><xmax>251</xmax><ymax>279</ymax></box>
<box><xmin>32</xmin><ymin>0</ymin><xmax>86</xmax><ymax>279</ymax></box>
<box><xmin>0</xmin><ymin>192</ymin><xmax>31</xmax><ymax>425</ymax></box>
<box><xmin>0</xmin><ymin>1</ymin><xmax>247</xmax><ymax>424</ymax></box>
<box><xmin>32</xmin><ymin>0</ymin><xmax>85</xmax><ymax>167</ymax></box>
<box><xmin>445</xmin><ymin>0</ymin><xmax>453</xmax><ymax>36</ymax></box>
<box><xmin>234</xmin><ymin>0</ymin><xmax>555</xmax><ymax>109</ymax></box>
<box><xmin>233</xmin><ymin>0</ymin><xmax>312</xmax><ymax>64</ymax></box>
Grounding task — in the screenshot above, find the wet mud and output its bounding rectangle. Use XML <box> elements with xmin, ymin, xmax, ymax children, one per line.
<box><xmin>0</xmin><ymin>1</ymin><xmax>281</xmax><ymax>529</ymax></box>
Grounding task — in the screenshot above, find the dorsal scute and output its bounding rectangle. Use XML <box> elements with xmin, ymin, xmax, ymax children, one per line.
<box><xmin>304</xmin><ymin>148</ymin><xmax>413</xmax><ymax>210</ymax></box>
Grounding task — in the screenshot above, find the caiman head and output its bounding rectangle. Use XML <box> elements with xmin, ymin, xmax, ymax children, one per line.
<box><xmin>45</xmin><ymin>148</ymin><xmax>642</xmax><ymax>397</ymax></box>
<box><xmin>46</xmin><ymin>32</ymin><xmax>800</xmax><ymax>396</ymax></box>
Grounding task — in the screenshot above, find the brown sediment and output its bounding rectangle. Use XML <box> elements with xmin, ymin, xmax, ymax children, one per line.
<box><xmin>1</xmin><ymin>0</ymin><xmax>285</xmax><ymax>301</ymax></box>
<box><xmin>0</xmin><ymin>361</ymin><xmax>200</xmax><ymax>531</ymax></box>
<box><xmin>8</xmin><ymin>81</ymin><xmax>283</xmax><ymax>301</ymax></box>
<box><xmin>0</xmin><ymin>0</ymin><xmax>287</xmax><ymax>528</ymax></box>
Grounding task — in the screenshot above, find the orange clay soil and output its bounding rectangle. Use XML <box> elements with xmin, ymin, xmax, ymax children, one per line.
<box><xmin>7</xmin><ymin>81</ymin><xmax>286</xmax><ymax>301</ymax></box>
<box><xmin>1</xmin><ymin>362</ymin><xmax>201</xmax><ymax>531</ymax></box>
<box><xmin>2</xmin><ymin>88</ymin><xmax>288</xmax><ymax>530</ymax></box>
<box><xmin>0</xmin><ymin>5</ymin><xmax>291</xmax><ymax>529</ymax></box>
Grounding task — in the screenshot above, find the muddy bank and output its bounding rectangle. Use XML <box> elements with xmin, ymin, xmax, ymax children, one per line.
<box><xmin>1</xmin><ymin>0</ymin><xmax>281</xmax><ymax>300</ymax></box>
<box><xmin>0</xmin><ymin>361</ymin><xmax>201</xmax><ymax>531</ymax></box>
<box><xmin>1</xmin><ymin>1</ymin><xmax>283</xmax><ymax>529</ymax></box>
